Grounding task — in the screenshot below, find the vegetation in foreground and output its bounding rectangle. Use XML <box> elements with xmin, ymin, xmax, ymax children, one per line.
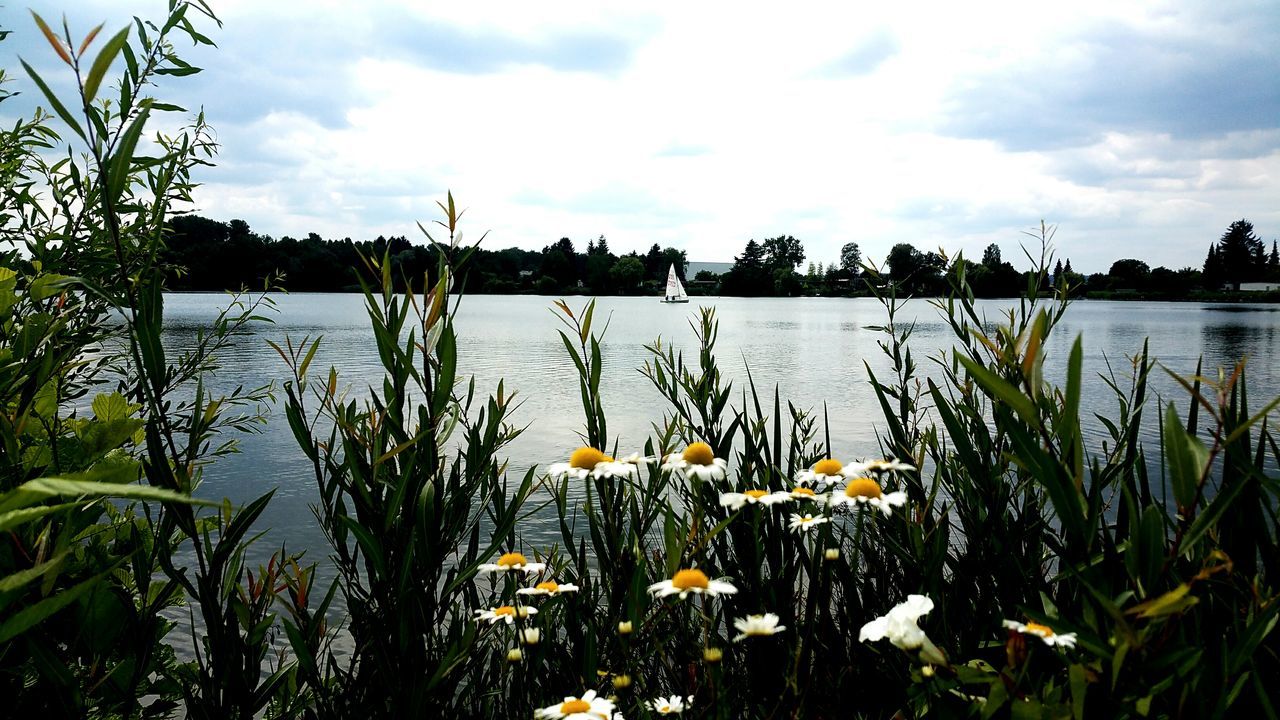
<box><xmin>3</xmin><ymin>5</ymin><xmax>1279</xmax><ymax>718</ymax></box>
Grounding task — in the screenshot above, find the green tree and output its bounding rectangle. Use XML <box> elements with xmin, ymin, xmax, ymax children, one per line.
<box><xmin>1216</xmin><ymin>219</ymin><xmax>1264</xmax><ymax>289</ymax></box>
<box><xmin>610</xmin><ymin>256</ymin><xmax>645</xmax><ymax>293</ymax></box>
<box><xmin>981</xmin><ymin>243</ymin><xmax>1002</xmax><ymax>268</ymax></box>
<box><xmin>762</xmin><ymin>235</ymin><xmax>805</xmax><ymax>271</ymax></box>
<box><xmin>839</xmin><ymin>242</ymin><xmax>862</xmax><ymax>275</ymax></box>
<box><xmin>1108</xmin><ymin>258</ymin><xmax>1151</xmax><ymax>289</ymax></box>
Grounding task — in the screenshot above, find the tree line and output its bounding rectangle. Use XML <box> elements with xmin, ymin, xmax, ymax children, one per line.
<box><xmin>163</xmin><ymin>215</ymin><xmax>1278</xmax><ymax>299</ymax></box>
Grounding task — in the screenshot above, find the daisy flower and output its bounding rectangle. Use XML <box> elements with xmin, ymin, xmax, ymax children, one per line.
<box><xmin>794</xmin><ymin>458</ymin><xmax>855</xmax><ymax>489</ymax></box>
<box><xmin>534</xmin><ymin>690</ymin><xmax>616</xmax><ymax>720</ymax></box>
<box><xmin>517</xmin><ymin>579</ymin><xmax>580</xmax><ymax>597</ymax></box>
<box><xmin>1003</xmin><ymin>619</ymin><xmax>1078</xmax><ymax>648</ymax></box>
<box><xmin>475</xmin><ymin>605</ymin><xmax>537</xmax><ymax>625</ymax></box>
<box><xmin>647</xmin><ymin>695</ymin><xmax>691</xmax><ymax>714</ymax></box>
<box><xmin>788</xmin><ymin>513</ymin><xmax>829</xmax><ymax>533</ymax></box>
<box><xmin>846</xmin><ymin>458</ymin><xmax>916</xmax><ymax>475</ymax></box>
<box><xmin>773</xmin><ymin>486</ymin><xmax>825</xmax><ymax>503</ymax></box>
<box><xmin>661</xmin><ymin>442</ymin><xmax>728</xmax><ymax>481</ymax></box>
<box><xmin>647</xmin><ymin>568</ymin><xmax>738</xmax><ymax>599</ymax></box>
<box><xmin>478</xmin><ymin>551</ymin><xmax>546</xmax><ymax>575</ymax></box>
<box><xmin>548</xmin><ymin>447</ymin><xmax>626</xmax><ymax>481</ymax></box>
<box><xmin>733</xmin><ymin>613</ymin><xmax>786</xmax><ymax>641</ymax></box>
<box><xmin>859</xmin><ymin>595</ymin><xmax>933</xmax><ymax>650</ymax></box>
<box><xmin>830</xmin><ymin>477</ymin><xmax>908</xmax><ymax>517</ymax></box>
<box><xmin>597</xmin><ymin>452</ymin><xmax>658</xmax><ymax>479</ymax></box>
<box><xmin>719</xmin><ymin>489</ymin><xmax>789</xmax><ymax>510</ymax></box>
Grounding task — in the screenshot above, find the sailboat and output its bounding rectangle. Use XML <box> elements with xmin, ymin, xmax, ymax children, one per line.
<box><xmin>661</xmin><ymin>264</ymin><xmax>689</xmax><ymax>303</ymax></box>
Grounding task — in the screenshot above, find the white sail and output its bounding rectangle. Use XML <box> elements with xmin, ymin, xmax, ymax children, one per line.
<box><xmin>663</xmin><ymin>265</ymin><xmax>688</xmax><ymax>302</ymax></box>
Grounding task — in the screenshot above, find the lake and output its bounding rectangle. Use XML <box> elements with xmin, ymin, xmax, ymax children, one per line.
<box><xmin>162</xmin><ymin>293</ymin><xmax>1280</xmax><ymax>557</ymax></box>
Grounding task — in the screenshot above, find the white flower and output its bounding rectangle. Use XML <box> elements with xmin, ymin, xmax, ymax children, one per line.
<box><xmin>647</xmin><ymin>695</ymin><xmax>691</xmax><ymax>714</ymax></box>
<box><xmin>474</xmin><ymin>605</ymin><xmax>537</xmax><ymax>625</ymax></box>
<box><xmin>517</xmin><ymin>580</ymin><xmax>580</xmax><ymax>597</ymax></box>
<box><xmin>773</xmin><ymin>486</ymin><xmax>825</xmax><ymax>503</ymax></box>
<box><xmin>830</xmin><ymin>478</ymin><xmax>908</xmax><ymax>517</ymax></box>
<box><xmin>548</xmin><ymin>447</ymin><xmax>631</xmax><ymax>481</ymax></box>
<box><xmin>794</xmin><ymin>458</ymin><xmax>856</xmax><ymax>489</ymax></box>
<box><xmin>788</xmin><ymin>513</ymin><xmax>829</xmax><ymax>533</ymax></box>
<box><xmin>647</xmin><ymin>568</ymin><xmax>738</xmax><ymax>599</ymax></box>
<box><xmin>733</xmin><ymin>613</ymin><xmax>787</xmax><ymax>641</ymax></box>
<box><xmin>534</xmin><ymin>689</ymin><xmax>616</xmax><ymax>719</ymax></box>
<box><xmin>597</xmin><ymin>452</ymin><xmax>658</xmax><ymax>480</ymax></box>
<box><xmin>846</xmin><ymin>458</ymin><xmax>916</xmax><ymax>475</ymax></box>
<box><xmin>719</xmin><ymin>489</ymin><xmax>789</xmax><ymax>510</ymax></box>
<box><xmin>506</xmin><ymin>647</ymin><xmax>523</xmax><ymax>662</ymax></box>
<box><xmin>478</xmin><ymin>551</ymin><xmax>546</xmax><ymax>575</ymax></box>
<box><xmin>661</xmin><ymin>442</ymin><xmax>728</xmax><ymax>481</ymax></box>
<box><xmin>1003</xmin><ymin>620</ymin><xmax>1078</xmax><ymax>649</ymax></box>
<box><xmin>860</xmin><ymin>595</ymin><xmax>934</xmax><ymax>650</ymax></box>
<box><xmin>520</xmin><ymin>627</ymin><xmax>542</xmax><ymax>645</ymax></box>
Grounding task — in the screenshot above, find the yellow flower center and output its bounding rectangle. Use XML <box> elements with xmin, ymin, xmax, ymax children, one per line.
<box><xmin>792</xmin><ymin>487</ymin><xmax>815</xmax><ymax>496</ymax></box>
<box><xmin>671</xmin><ymin>568</ymin><xmax>710</xmax><ymax>590</ymax></box>
<box><xmin>813</xmin><ymin>458</ymin><xmax>843</xmax><ymax>475</ymax></box>
<box><xmin>1024</xmin><ymin>622</ymin><xmax>1054</xmax><ymax>636</ymax></box>
<box><xmin>535</xmin><ymin>581</ymin><xmax>560</xmax><ymax>592</ymax></box>
<box><xmin>494</xmin><ymin>606</ymin><xmax>515</xmax><ymax>616</ymax></box>
<box><xmin>682</xmin><ymin>442</ymin><xmax>715</xmax><ymax>466</ymax></box>
<box><xmin>844</xmin><ymin>477</ymin><xmax>882</xmax><ymax>499</ymax></box>
<box><xmin>560</xmin><ymin>699</ymin><xmax>591</xmax><ymax>713</ymax></box>
<box><xmin>658</xmin><ymin>706</ymin><xmax>671</xmax><ymax>713</ymax></box>
<box><xmin>497</xmin><ymin>552</ymin><xmax>527</xmax><ymax>567</ymax></box>
<box><xmin>744</xmin><ymin>489</ymin><xmax>769</xmax><ymax>499</ymax></box>
<box><xmin>569</xmin><ymin>447</ymin><xmax>609</xmax><ymax>469</ymax></box>
<box><xmin>799</xmin><ymin>515</ymin><xmax>815</xmax><ymax>524</ymax></box>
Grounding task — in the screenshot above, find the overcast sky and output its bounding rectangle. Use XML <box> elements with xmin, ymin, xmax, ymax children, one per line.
<box><xmin>5</xmin><ymin>0</ymin><xmax>1279</xmax><ymax>272</ymax></box>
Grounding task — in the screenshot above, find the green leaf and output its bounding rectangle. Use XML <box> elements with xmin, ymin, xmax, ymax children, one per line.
<box><xmin>1128</xmin><ymin>583</ymin><xmax>1198</xmax><ymax>619</ymax></box>
<box><xmin>1163</xmin><ymin>402</ymin><xmax>1208</xmax><ymax>509</ymax></box>
<box><xmin>0</xmin><ymin>550</ymin><xmax>70</xmax><ymax>593</ymax></box>
<box><xmin>83</xmin><ymin>26</ymin><xmax>129</xmax><ymax>102</ymax></box>
<box><xmin>0</xmin><ymin>566</ymin><xmax>117</xmax><ymax>643</ymax></box>
<box><xmin>29</xmin><ymin>272</ymin><xmax>73</xmax><ymax>301</ymax></box>
<box><xmin>20</xmin><ymin>60</ymin><xmax>86</xmax><ymax>140</ymax></box>
<box><xmin>107</xmin><ymin>101</ymin><xmax>150</xmax><ymax>202</ymax></box>
<box><xmin>0</xmin><ymin>476</ymin><xmax>217</xmax><ymax>516</ymax></box>
<box><xmin>956</xmin><ymin>354</ymin><xmax>1042</xmax><ymax>430</ymax></box>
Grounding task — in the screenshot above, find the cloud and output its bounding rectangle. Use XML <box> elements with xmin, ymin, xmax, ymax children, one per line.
<box><xmin>821</xmin><ymin>29</ymin><xmax>899</xmax><ymax>76</ymax></box>
<box><xmin>940</xmin><ymin>6</ymin><xmax>1280</xmax><ymax>150</ymax></box>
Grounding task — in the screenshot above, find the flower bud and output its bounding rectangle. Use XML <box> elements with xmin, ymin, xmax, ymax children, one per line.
<box><xmin>921</xmin><ymin>665</ymin><xmax>935</xmax><ymax>678</ymax></box>
<box><xmin>824</xmin><ymin>548</ymin><xmax>840</xmax><ymax>561</ymax></box>
<box><xmin>506</xmin><ymin>648</ymin><xmax>523</xmax><ymax>663</ymax></box>
<box><xmin>617</xmin><ymin>621</ymin><xmax>633</xmax><ymax>635</ymax></box>
<box><xmin>703</xmin><ymin>647</ymin><xmax>723</xmax><ymax>663</ymax></box>
<box><xmin>521</xmin><ymin>628</ymin><xmax>541</xmax><ymax>646</ymax></box>
<box><xmin>612</xmin><ymin>674</ymin><xmax>632</xmax><ymax>690</ymax></box>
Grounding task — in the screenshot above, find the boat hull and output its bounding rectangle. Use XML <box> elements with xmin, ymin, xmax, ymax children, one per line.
<box><xmin>661</xmin><ymin>298</ymin><xmax>690</xmax><ymax>303</ymax></box>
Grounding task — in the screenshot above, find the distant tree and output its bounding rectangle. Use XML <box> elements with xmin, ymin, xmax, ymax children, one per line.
<box><xmin>839</xmin><ymin>242</ymin><xmax>862</xmax><ymax>275</ymax></box>
<box><xmin>589</xmin><ymin>235</ymin><xmax>610</xmax><ymax>256</ymax></box>
<box><xmin>661</xmin><ymin>247</ymin><xmax>688</xmax><ymax>279</ymax></box>
<box><xmin>1216</xmin><ymin>219</ymin><xmax>1265</xmax><ymax>289</ymax></box>
<box><xmin>694</xmin><ymin>270</ymin><xmax>718</xmax><ymax>282</ymax></box>
<box><xmin>1269</xmin><ymin>240</ymin><xmax>1280</xmax><ymax>279</ymax></box>
<box><xmin>806</xmin><ymin>262</ymin><xmax>817</xmax><ymax>279</ymax></box>
<box><xmin>1063</xmin><ymin>258</ymin><xmax>1073</xmax><ymax>275</ymax></box>
<box><xmin>1053</xmin><ymin>259</ymin><xmax>1064</xmax><ymax>279</ymax></box>
<box><xmin>773</xmin><ymin>268</ymin><xmax>803</xmax><ymax>296</ymax></box>
<box><xmin>762</xmin><ymin>235</ymin><xmax>805</xmax><ymax>270</ymax></box>
<box><xmin>644</xmin><ymin>243</ymin><xmax>665</xmax><ymax>279</ymax></box>
<box><xmin>1108</xmin><ymin>259</ymin><xmax>1151</xmax><ymax>289</ymax></box>
<box><xmin>610</xmin><ymin>256</ymin><xmax>645</xmax><ymax>293</ymax></box>
<box><xmin>585</xmin><ymin>253</ymin><xmax>615</xmax><ymax>293</ymax></box>
<box><xmin>1203</xmin><ymin>244</ymin><xmax>1223</xmax><ymax>289</ymax></box>
<box><xmin>816</xmin><ymin>262</ymin><xmax>825</xmax><ymax>277</ymax></box>
<box><xmin>720</xmin><ymin>239</ymin><xmax>770</xmax><ymax>296</ymax></box>
<box><xmin>982</xmin><ymin>243</ymin><xmax>1002</xmax><ymax>268</ymax></box>
<box><xmin>887</xmin><ymin>243</ymin><xmax>924</xmax><ymax>282</ymax></box>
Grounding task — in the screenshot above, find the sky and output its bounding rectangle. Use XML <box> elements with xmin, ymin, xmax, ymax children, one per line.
<box><xmin>4</xmin><ymin>0</ymin><xmax>1279</xmax><ymax>273</ymax></box>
